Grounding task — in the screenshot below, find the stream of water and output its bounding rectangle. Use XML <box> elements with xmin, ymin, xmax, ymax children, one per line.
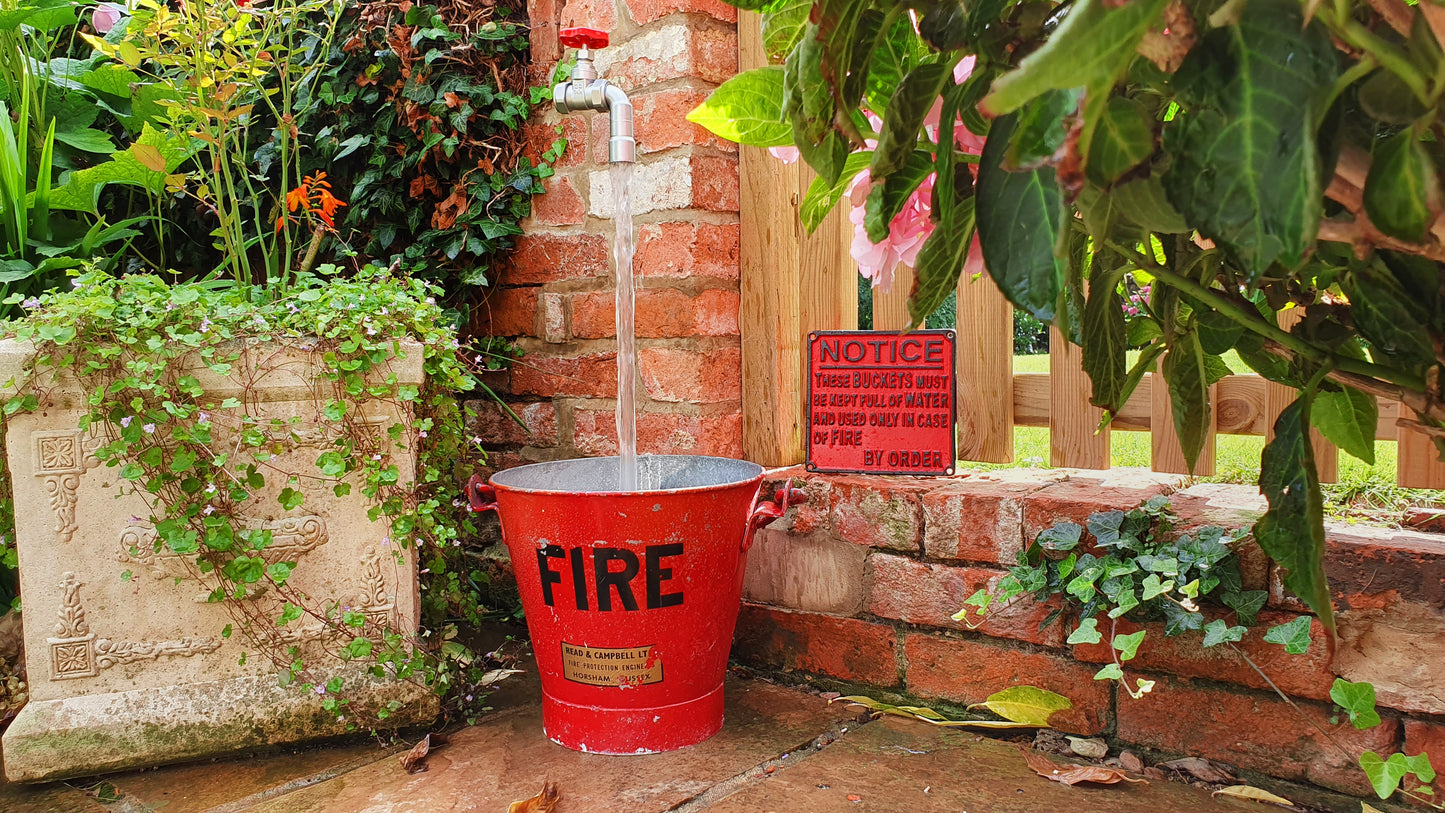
<box><xmin>611</xmin><ymin>162</ymin><xmax>639</xmax><ymax>491</ymax></box>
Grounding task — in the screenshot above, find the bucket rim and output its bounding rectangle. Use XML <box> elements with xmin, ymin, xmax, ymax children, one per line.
<box><xmin>488</xmin><ymin>454</ymin><xmax>765</xmax><ymax>497</ymax></box>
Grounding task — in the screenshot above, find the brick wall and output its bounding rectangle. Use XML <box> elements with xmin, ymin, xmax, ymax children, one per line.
<box><xmin>737</xmin><ymin>467</ymin><xmax>1445</xmax><ymax>801</ymax></box>
<box><xmin>468</xmin><ymin>0</ymin><xmax>741</xmax><ymax>469</ymax></box>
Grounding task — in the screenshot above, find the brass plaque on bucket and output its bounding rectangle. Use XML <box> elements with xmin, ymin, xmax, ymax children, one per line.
<box><xmin>561</xmin><ymin>642</ymin><xmax>664</xmax><ymax>687</ymax></box>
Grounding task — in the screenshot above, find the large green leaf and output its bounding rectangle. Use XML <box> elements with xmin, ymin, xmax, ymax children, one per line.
<box><xmin>1363</xmin><ymin>129</ymin><xmax>1439</xmax><ymax>243</ymax></box>
<box><xmin>1255</xmin><ymin>398</ymin><xmax>1334</xmax><ymax>635</ymax></box>
<box><xmin>865</xmin><ymin>13</ymin><xmax>924</xmax><ymax>116</ymax></box>
<box><xmin>1087</xmin><ymin>97</ymin><xmax>1154</xmax><ymax>186</ymax></box>
<box><xmin>1346</xmin><ymin>261</ymin><xmax>1437</xmax><ymax>372</ymax></box>
<box><xmin>1082</xmin><ymin>265</ymin><xmax>1128</xmax><ymax>411</ymax></box>
<box><xmin>815</xmin><ymin>0</ymin><xmax>873</xmax><ymax>117</ymax></box>
<box><xmin>785</xmin><ymin>26</ymin><xmax>850</xmax><ymax>184</ymax></box>
<box><xmin>982</xmin><ymin>0</ymin><xmax>1170</xmax><ymax>116</ymax></box>
<box><xmin>870</xmin><ymin>62</ymin><xmax>951</xmax><ymax>180</ymax></box>
<box><xmin>800</xmin><ymin>150</ymin><xmax>872</xmax><ymax>233</ymax></box>
<box><xmin>48</xmin><ymin>124</ymin><xmax>193</xmax><ymax>213</ymax></box>
<box><xmin>908</xmin><ymin>81</ymin><xmax>973</xmax><ymax>329</ymax></box>
<box><xmin>687</xmin><ymin>67</ymin><xmax>792</xmax><ymax>148</ymax></box>
<box><xmin>1311</xmin><ymin>387</ymin><xmax>1377</xmax><ymax>465</ymax></box>
<box><xmin>976</xmin><ymin>111</ymin><xmax>1063</xmax><ymax>322</ymax></box>
<box><xmin>717</xmin><ymin>0</ymin><xmax>794</xmax><ymax>11</ymax></box>
<box><xmin>51</xmin><ymin>127</ymin><xmax>113</xmax><ymax>153</ymax></box>
<box><xmin>864</xmin><ymin>149</ymin><xmax>933</xmax><ymax>243</ymax></box>
<box><xmin>78</xmin><ymin>64</ymin><xmax>142</xmax><ymax>99</ymax></box>
<box><xmin>1111</xmin><ymin>175</ymin><xmax>1189</xmax><ymax>233</ymax></box>
<box><xmin>1161</xmin><ymin>329</ymin><xmax>1211</xmax><ymax>471</ymax></box>
<box><xmin>0</xmin><ymin>0</ymin><xmax>78</xmax><ymax>33</ymax></box>
<box><xmin>761</xmin><ymin>0</ymin><xmax>811</xmax><ymax>63</ymax></box>
<box><xmin>1161</xmin><ymin>0</ymin><xmax>1338</xmax><ymax>281</ymax></box>
<box><xmin>1005</xmin><ymin>87</ymin><xmax>1082</xmax><ymax>169</ymax></box>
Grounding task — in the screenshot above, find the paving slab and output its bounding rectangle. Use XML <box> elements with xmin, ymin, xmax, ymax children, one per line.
<box><xmin>246</xmin><ymin>678</ymin><xmax>854</xmax><ymax>813</ymax></box>
<box><xmin>0</xmin><ymin>776</ymin><xmax>109</xmax><ymax>813</ymax></box>
<box><xmin>704</xmin><ymin>715</ymin><xmax>1252</xmax><ymax>813</ymax></box>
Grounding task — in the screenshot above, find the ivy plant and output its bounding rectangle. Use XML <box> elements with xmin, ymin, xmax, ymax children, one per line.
<box><xmin>0</xmin><ymin>265</ymin><xmax>511</xmax><ymax>721</ymax></box>
<box><xmin>693</xmin><ymin>0</ymin><xmax>1445</xmax><ymax>640</ymax></box>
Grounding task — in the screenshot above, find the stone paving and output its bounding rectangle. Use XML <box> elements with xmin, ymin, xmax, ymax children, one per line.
<box><xmin>0</xmin><ymin>653</ymin><xmax>1288</xmax><ymax>813</ymax></box>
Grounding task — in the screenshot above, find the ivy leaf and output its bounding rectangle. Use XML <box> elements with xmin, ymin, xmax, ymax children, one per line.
<box><xmin>1222</xmin><ymin>590</ymin><xmax>1267</xmax><ymax>626</ymax></box>
<box><xmin>1263</xmin><ymin>615</ymin><xmax>1313</xmax><ymax>654</ymax></box>
<box><xmin>1255</xmin><ymin>399</ymin><xmax>1333</xmax><ymax>635</ymax></box>
<box><xmin>1311</xmin><ymin>387</ymin><xmax>1377</xmax><ymax>465</ymax></box>
<box><xmin>1161</xmin><ymin>0</ymin><xmax>1338</xmax><ymax>281</ymax></box>
<box><xmin>278</xmin><ymin>487</ymin><xmax>304</xmax><ymax>511</ymax></box>
<box><xmin>277</xmin><ymin>602</ymin><xmax>302</xmax><ymax>626</ymax></box>
<box><xmin>687</xmin><ymin>67</ymin><xmax>793</xmax><ymax>148</ymax></box>
<box><xmin>266</xmin><ymin>562</ymin><xmax>295</xmax><ymax>586</ymax></box>
<box><xmin>1140</xmin><ymin>574</ymin><xmax>1174</xmax><ymax>600</ymax></box>
<box><xmin>1202</xmin><ymin>619</ymin><xmax>1247</xmax><ymax>648</ymax></box>
<box><xmin>982</xmin><ymin>0</ymin><xmax>1170</xmax><ymax>116</ymax></box>
<box><xmin>343</xmin><ymin>636</ymin><xmax>373</xmax><ymax>659</ymax></box>
<box><xmin>1067</xmin><ymin>617</ymin><xmax>1103</xmax><ymax>645</ymax></box>
<box><xmin>1162</xmin><ymin>602</ymin><xmax>1203</xmax><ymax>636</ymax></box>
<box><xmin>976</xmin><ymin>111</ymin><xmax>1063</xmax><ymax>322</ymax></box>
<box><xmin>1112</xmin><ymin>630</ymin><xmax>1146</xmax><ymax>661</ymax></box>
<box><xmin>1364</xmin><ymin>130</ymin><xmax>1440</xmax><ymax>243</ymax></box>
<box><xmin>972</xmin><ymin>686</ymin><xmax>1072</xmax><ymax>726</ymax></box>
<box><xmin>1330</xmin><ymin>678</ymin><xmax>1382</xmax><ymax>730</ymax></box>
<box><xmin>1094</xmin><ymin>663</ymin><xmax>1124</xmax><ymax>681</ymax></box>
<box><xmin>1037</xmin><ymin>522</ymin><xmax>1083</xmax><ymax>552</ymax></box>
<box><xmin>1360</xmin><ymin>751</ymin><xmax>1407</xmax><ymax>800</ymax></box>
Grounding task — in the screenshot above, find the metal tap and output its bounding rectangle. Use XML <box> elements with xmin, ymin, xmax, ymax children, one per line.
<box><xmin>553</xmin><ymin>27</ymin><xmax>635</xmax><ymax>164</ymax></box>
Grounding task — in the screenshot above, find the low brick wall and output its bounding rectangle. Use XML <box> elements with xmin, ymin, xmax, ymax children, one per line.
<box><xmin>735</xmin><ymin>466</ymin><xmax>1445</xmax><ymax>801</ymax></box>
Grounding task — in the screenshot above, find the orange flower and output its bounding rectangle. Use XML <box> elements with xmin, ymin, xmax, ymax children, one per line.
<box><xmin>284</xmin><ymin>185</ymin><xmax>309</xmax><ymax>213</ymax></box>
<box><xmin>279</xmin><ymin>172</ymin><xmax>347</xmax><ymax>232</ymax></box>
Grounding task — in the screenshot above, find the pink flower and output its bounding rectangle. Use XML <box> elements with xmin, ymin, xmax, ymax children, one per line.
<box><xmin>92</xmin><ymin>4</ymin><xmax>124</xmax><ymax>33</ymax></box>
<box><xmin>768</xmin><ymin>146</ymin><xmax>800</xmax><ymax>164</ymax></box>
<box><xmin>848</xmin><ymin>170</ymin><xmax>935</xmax><ymax>292</ymax></box>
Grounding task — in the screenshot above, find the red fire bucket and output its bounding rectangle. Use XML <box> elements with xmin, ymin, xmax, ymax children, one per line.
<box><xmin>467</xmin><ymin>455</ymin><xmax>801</xmax><ymax>754</ymax></box>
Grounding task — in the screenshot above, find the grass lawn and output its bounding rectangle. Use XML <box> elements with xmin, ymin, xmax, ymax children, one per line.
<box><xmin>971</xmin><ymin>354</ymin><xmax>1441</xmax><ymax>525</ymax></box>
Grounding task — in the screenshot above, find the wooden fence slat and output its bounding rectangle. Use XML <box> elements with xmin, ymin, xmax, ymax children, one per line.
<box><xmin>956</xmin><ymin>274</ymin><xmax>1014</xmax><ymax>463</ymax></box>
<box><xmin>1049</xmin><ymin>327</ymin><xmax>1109</xmax><ymax>468</ymax></box>
<box><xmin>1151</xmin><ymin>358</ymin><xmax>1217</xmax><ymax>475</ymax></box>
<box><xmin>871</xmin><ymin>266</ymin><xmax>913</xmax><ymax>331</ymax></box>
<box><xmin>1398</xmin><ymin>423</ymin><xmax>1445</xmax><ymax>488</ymax></box>
<box><xmin>1263</xmin><ymin>308</ymin><xmax>1337</xmax><ymax>483</ymax></box>
<box><xmin>738</xmin><ymin>12</ymin><xmax>855</xmax><ymax>467</ymax></box>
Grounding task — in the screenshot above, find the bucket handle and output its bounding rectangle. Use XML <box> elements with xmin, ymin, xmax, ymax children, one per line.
<box><xmin>465</xmin><ymin>474</ymin><xmax>497</xmax><ymax>513</ymax></box>
<box><xmin>744</xmin><ymin>479</ymin><xmax>807</xmax><ymax>551</ymax></box>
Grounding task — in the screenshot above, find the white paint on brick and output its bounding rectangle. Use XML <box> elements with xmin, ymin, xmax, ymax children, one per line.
<box><xmin>589</xmin><ymin>155</ymin><xmax>692</xmax><ymax>219</ymax></box>
<box><xmin>541</xmin><ymin>292</ymin><xmax>567</xmax><ymax>343</ymax></box>
<box><xmin>592</xmin><ymin>25</ymin><xmax>691</xmax><ymax>84</ymax></box>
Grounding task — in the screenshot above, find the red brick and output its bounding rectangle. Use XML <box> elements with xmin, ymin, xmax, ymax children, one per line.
<box><xmin>529</xmin><ymin>175</ymin><xmax>585</xmax><ymax>227</ymax></box>
<box><xmin>600</xmin><ymin>26</ymin><xmax>737</xmax><ymax>88</ymax></box>
<box><xmin>471</xmin><ymin>287</ymin><xmax>538</xmax><ymax>337</ymax></box>
<box><xmin>733</xmin><ymin>604</ymin><xmax>899</xmax><ymax>686</ymax></box>
<box><xmin>641</xmin><ymin>347</ymin><xmax>741</xmax><ymax>403</ymax></box>
<box><xmin>511</xmin><ymin>352</ymin><xmax>618</xmax><ymax>398</ymax></box>
<box><xmin>633</xmin><ymin>221</ymin><xmax>739</xmax><ymax>279</ymax></box>
<box><xmin>903</xmin><ymin>633</ymin><xmax>1110</xmax><ymax>734</ymax></box>
<box><xmin>920</xmin><ymin>474</ymin><xmax>1050</xmax><ymax>563</ymax></box>
<box><xmin>502</xmin><ymin>232</ymin><xmax>610</xmax><ymax>284</ymax></box>
<box><xmin>591</xmin><ymin>87</ymin><xmax>739</xmax><ymax>158</ymax></box>
<box><xmin>1323</xmin><ymin>526</ymin><xmax>1445</xmax><ymax>613</ymax></box>
<box><xmin>528</xmin><ymin>0</ymin><xmax>560</xmax><ymax>64</ymax></box>
<box><xmin>559</xmin><ymin>0</ymin><xmax>615</xmax><ymax>31</ymax></box>
<box><xmin>1405</xmin><ymin>719</ymin><xmax>1445</xmax><ymax>800</ymax></box>
<box><xmin>523</xmin><ymin>115</ymin><xmax>587</xmax><ymax>170</ymax></box>
<box><xmin>827</xmin><ymin>476</ymin><xmax>926</xmax><ymax>552</ymax></box>
<box><xmin>1116</xmin><ymin>676</ymin><xmax>1397</xmax><ymax>796</ymax></box>
<box><xmin>690</xmin><ymin>154</ymin><xmax>739</xmax><ymax>212</ymax></box>
<box><xmin>574</xmin><ymin>408</ymin><xmax>743</xmax><ymax>457</ymax></box>
<box><xmin>1021</xmin><ymin>471</ymin><xmax>1178</xmax><ymax>546</ymax></box>
<box><xmin>1069</xmin><ymin>611</ymin><xmax>1335</xmax><ymax>702</ymax></box>
<box><xmin>744</xmin><ymin>529</ymin><xmax>868</xmax><ymax>615</ymax></box>
<box><xmin>467</xmin><ymin>400</ymin><xmax>558</xmax><ymax>447</ymax></box>
<box><xmin>572</xmin><ymin>287</ymin><xmax>739</xmax><ymax>339</ymax></box>
<box><xmin>624</xmin><ymin>0</ymin><xmax>736</xmax><ymax>24</ymax></box>
<box><xmin>760</xmin><ymin>472</ymin><xmax>831</xmax><ymax>536</ymax></box>
<box><xmin>869</xmin><ymin>555</ymin><xmax>1064</xmax><ymax>647</ymax></box>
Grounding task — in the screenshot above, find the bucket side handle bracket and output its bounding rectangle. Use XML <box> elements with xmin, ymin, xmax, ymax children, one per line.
<box><xmin>744</xmin><ymin>480</ymin><xmax>807</xmax><ymax>551</ymax></box>
<box><xmin>465</xmin><ymin>474</ymin><xmax>497</xmax><ymax>513</ymax></box>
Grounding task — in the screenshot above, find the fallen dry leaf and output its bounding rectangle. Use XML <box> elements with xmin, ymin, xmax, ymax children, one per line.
<box><xmin>1018</xmin><ymin>745</ymin><xmax>1149</xmax><ymax>787</ymax></box>
<box><xmin>847</xmin><ymin>794</ymin><xmax>863</xmax><ymax>802</ymax></box>
<box><xmin>1067</xmin><ymin>736</ymin><xmax>1108</xmax><ymax>759</ymax></box>
<box><xmin>1119</xmin><ymin>750</ymin><xmax>1144</xmax><ymax>773</ymax></box>
<box><xmin>400</xmin><ymin>734</ymin><xmax>430</xmax><ymax>774</ymax></box>
<box><xmin>508</xmin><ymin>780</ymin><xmax>560</xmax><ymax>813</ymax></box>
<box><xmin>1211</xmin><ymin>785</ymin><xmax>1294</xmax><ymax>807</ymax></box>
<box><xmin>1158</xmin><ymin>756</ymin><xmax>1238</xmax><ymax>784</ymax></box>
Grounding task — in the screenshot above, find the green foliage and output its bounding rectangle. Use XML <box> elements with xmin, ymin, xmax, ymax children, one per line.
<box><xmin>696</xmin><ymin>0</ymin><xmax>1445</xmax><ymax>644</ymax></box>
<box><xmin>1</xmin><ymin>264</ymin><xmax>505</xmax><ymax>721</ymax></box>
<box><xmin>958</xmin><ymin>497</ymin><xmax>1286</xmax><ymax>699</ymax></box>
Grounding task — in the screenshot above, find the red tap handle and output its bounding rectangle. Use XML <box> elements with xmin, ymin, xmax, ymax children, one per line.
<box><xmin>560</xmin><ymin>27</ymin><xmax>609</xmax><ymax>49</ymax></box>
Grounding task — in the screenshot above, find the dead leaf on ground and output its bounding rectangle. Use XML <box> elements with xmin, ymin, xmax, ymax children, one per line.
<box><xmin>1157</xmin><ymin>756</ymin><xmax>1238</xmax><ymax>784</ymax></box>
<box><xmin>1211</xmin><ymin>785</ymin><xmax>1295</xmax><ymax>807</ymax></box>
<box><xmin>1119</xmin><ymin>750</ymin><xmax>1144</xmax><ymax>773</ymax></box>
<box><xmin>1017</xmin><ymin>745</ymin><xmax>1149</xmax><ymax>787</ymax></box>
<box><xmin>1066</xmin><ymin>736</ymin><xmax>1108</xmax><ymax>759</ymax></box>
<box><xmin>508</xmin><ymin>780</ymin><xmax>560</xmax><ymax>813</ymax></box>
<box><xmin>400</xmin><ymin>734</ymin><xmax>431</xmax><ymax>773</ymax></box>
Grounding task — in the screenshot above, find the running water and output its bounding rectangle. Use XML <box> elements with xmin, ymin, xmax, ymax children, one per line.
<box><xmin>611</xmin><ymin>162</ymin><xmax>639</xmax><ymax>491</ymax></box>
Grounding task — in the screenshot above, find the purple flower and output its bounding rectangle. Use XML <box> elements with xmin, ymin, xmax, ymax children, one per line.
<box><xmin>20</xmin><ymin>297</ymin><xmax>40</xmax><ymax>309</ymax></box>
<box><xmin>120</xmin><ymin>416</ymin><xmax>132</xmax><ymax>428</ymax></box>
<box><xmin>142</xmin><ymin>423</ymin><xmax>156</xmax><ymax>434</ymax></box>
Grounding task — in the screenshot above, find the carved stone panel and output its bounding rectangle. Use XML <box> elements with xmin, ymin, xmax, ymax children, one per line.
<box><xmin>32</xmin><ymin>431</ymin><xmax>101</xmax><ymax>543</ymax></box>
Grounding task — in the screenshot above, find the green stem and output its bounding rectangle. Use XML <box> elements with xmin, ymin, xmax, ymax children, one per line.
<box><xmin>1106</xmin><ymin>239</ymin><xmax>1425</xmax><ymax>391</ymax></box>
<box><xmin>1320</xmin><ymin>7</ymin><xmax>1431</xmax><ymax>105</ymax></box>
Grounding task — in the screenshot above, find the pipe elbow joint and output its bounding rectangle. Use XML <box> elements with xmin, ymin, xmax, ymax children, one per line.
<box><xmin>604</xmin><ymin>84</ymin><xmax>635</xmax><ymax>164</ymax></box>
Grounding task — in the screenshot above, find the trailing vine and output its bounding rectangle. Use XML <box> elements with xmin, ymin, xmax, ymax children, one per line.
<box><xmin>1</xmin><ymin>265</ymin><xmax>508</xmax><ymax>723</ymax></box>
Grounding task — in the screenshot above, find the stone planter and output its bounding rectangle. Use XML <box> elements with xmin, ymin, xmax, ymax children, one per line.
<box><xmin>0</xmin><ymin>339</ymin><xmax>438</xmax><ymax>781</ymax></box>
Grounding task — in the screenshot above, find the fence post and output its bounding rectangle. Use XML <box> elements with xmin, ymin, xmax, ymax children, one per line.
<box><xmin>738</xmin><ymin>12</ymin><xmax>855</xmax><ymax>467</ymax></box>
<box><xmin>1050</xmin><ymin>325</ymin><xmax>1109</xmax><ymax>469</ymax></box>
<box><xmin>957</xmin><ymin>273</ymin><xmax>1013</xmax><ymax>463</ymax></box>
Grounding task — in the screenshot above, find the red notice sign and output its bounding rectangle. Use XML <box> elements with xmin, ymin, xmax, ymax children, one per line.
<box><xmin>806</xmin><ymin>330</ymin><xmax>956</xmax><ymax>476</ymax></box>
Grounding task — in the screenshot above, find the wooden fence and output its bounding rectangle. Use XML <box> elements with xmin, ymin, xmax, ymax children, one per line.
<box><xmin>736</xmin><ymin>13</ymin><xmax>1445</xmax><ymax>490</ymax></box>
